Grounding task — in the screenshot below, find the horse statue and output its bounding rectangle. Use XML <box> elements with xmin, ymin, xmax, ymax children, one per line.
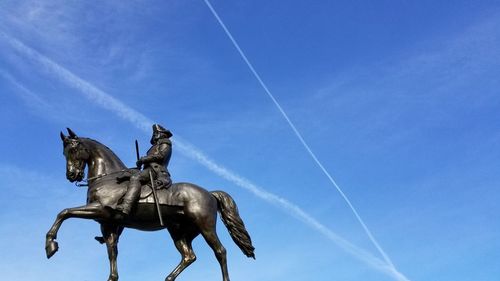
<box><xmin>45</xmin><ymin>128</ymin><xmax>255</xmax><ymax>281</ymax></box>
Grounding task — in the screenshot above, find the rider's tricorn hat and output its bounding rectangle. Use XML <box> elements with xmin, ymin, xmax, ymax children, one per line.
<box><xmin>152</xmin><ymin>124</ymin><xmax>173</xmax><ymax>138</ymax></box>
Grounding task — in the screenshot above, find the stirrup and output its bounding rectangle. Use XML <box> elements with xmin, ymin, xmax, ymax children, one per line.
<box><xmin>94</xmin><ymin>236</ymin><xmax>106</xmax><ymax>244</ymax></box>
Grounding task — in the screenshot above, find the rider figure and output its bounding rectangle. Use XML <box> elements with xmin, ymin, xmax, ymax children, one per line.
<box><xmin>116</xmin><ymin>124</ymin><xmax>173</xmax><ymax>216</ymax></box>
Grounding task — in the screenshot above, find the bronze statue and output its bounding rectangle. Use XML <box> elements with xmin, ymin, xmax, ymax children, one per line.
<box><xmin>46</xmin><ymin>128</ymin><xmax>255</xmax><ymax>281</ymax></box>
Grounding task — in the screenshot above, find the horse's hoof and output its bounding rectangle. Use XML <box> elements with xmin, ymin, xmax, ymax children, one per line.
<box><xmin>107</xmin><ymin>274</ymin><xmax>119</xmax><ymax>281</ymax></box>
<box><xmin>45</xmin><ymin>240</ymin><xmax>59</xmax><ymax>259</ymax></box>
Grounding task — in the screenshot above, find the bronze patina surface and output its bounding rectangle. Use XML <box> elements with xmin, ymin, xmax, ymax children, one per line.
<box><xmin>46</xmin><ymin>127</ymin><xmax>255</xmax><ymax>281</ymax></box>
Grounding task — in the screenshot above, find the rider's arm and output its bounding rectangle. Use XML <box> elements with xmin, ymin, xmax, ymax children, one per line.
<box><xmin>139</xmin><ymin>142</ymin><xmax>171</xmax><ymax>164</ymax></box>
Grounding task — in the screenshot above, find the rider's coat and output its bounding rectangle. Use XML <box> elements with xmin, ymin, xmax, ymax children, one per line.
<box><xmin>142</xmin><ymin>138</ymin><xmax>172</xmax><ymax>186</ymax></box>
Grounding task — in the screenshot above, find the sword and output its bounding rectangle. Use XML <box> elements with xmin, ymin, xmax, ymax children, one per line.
<box><xmin>135</xmin><ymin>140</ymin><xmax>164</xmax><ymax>226</ymax></box>
<box><xmin>135</xmin><ymin>140</ymin><xmax>141</xmax><ymax>169</ymax></box>
<box><xmin>149</xmin><ymin>170</ymin><xmax>164</xmax><ymax>226</ymax></box>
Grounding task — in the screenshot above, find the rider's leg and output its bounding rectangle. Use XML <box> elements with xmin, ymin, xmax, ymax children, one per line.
<box><xmin>117</xmin><ymin>170</ymin><xmax>147</xmax><ymax>215</ymax></box>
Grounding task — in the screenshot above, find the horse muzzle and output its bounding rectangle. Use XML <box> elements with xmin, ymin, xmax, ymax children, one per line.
<box><xmin>67</xmin><ymin>170</ymin><xmax>84</xmax><ymax>182</ymax></box>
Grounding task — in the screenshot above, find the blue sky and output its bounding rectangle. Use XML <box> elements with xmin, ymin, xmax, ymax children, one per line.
<box><xmin>1</xmin><ymin>1</ymin><xmax>499</xmax><ymax>281</ymax></box>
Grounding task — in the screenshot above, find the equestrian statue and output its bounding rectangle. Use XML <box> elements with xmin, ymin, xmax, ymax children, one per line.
<box><xmin>45</xmin><ymin>126</ymin><xmax>255</xmax><ymax>281</ymax></box>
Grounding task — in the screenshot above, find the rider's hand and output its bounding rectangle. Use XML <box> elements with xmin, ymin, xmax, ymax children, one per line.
<box><xmin>137</xmin><ymin>156</ymin><xmax>149</xmax><ymax>167</ymax></box>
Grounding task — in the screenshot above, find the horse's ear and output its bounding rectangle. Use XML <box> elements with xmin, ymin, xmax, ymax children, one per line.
<box><xmin>60</xmin><ymin>131</ymin><xmax>66</xmax><ymax>142</ymax></box>
<box><xmin>67</xmin><ymin>127</ymin><xmax>78</xmax><ymax>138</ymax></box>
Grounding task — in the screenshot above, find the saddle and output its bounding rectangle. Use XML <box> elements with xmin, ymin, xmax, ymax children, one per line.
<box><xmin>139</xmin><ymin>180</ymin><xmax>168</xmax><ymax>199</ymax></box>
<box><xmin>138</xmin><ymin>182</ymin><xmax>182</xmax><ymax>206</ymax></box>
<box><xmin>115</xmin><ymin>170</ymin><xmax>181</xmax><ymax>206</ymax></box>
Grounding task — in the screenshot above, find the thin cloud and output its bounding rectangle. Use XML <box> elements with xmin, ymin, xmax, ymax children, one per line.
<box><xmin>202</xmin><ymin>0</ymin><xmax>398</xmax><ymax>272</ymax></box>
<box><xmin>0</xmin><ymin>31</ymin><xmax>410</xmax><ymax>281</ymax></box>
<box><xmin>300</xmin><ymin>13</ymin><xmax>500</xmax><ymax>154</ymax></box>
<box><xmin>0</xmin><ymin>69</ymin><xmax>81</xmax><ymax>124</ymax></box>
<box><xmin>0</xmin><ymin>69</ymin><xmax>53</xmax><ymax>112</ymax></box>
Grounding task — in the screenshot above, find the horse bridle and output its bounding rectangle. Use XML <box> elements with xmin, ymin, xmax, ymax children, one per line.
<box><xmin>75</xmin><ymin>169</ymin><xmax>129</xmax><ymax>187</ymax></box>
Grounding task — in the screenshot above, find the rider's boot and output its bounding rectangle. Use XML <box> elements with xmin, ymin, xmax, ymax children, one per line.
<box><xmin>116</xmin><ymin>180</ymin><xmax>141</xmax><ymax>217</ymax></box>
<box><xmin>95</xmin><ymin>236</ymin><xmax>106</xmax><ymax>244</ymax></box>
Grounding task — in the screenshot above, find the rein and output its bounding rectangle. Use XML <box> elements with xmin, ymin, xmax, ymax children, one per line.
<box><xmin>75</xmin><ymin>169</ymin><xmax>129</xmax><ymax>187</ymax></box>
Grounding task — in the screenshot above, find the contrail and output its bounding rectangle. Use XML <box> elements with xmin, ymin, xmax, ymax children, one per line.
<box><xmin>202</xmin><ymin>0</ymin><xmax>400</xmax><ymax>273</ymax></box>
<box><xmin>0</xmin><ymin>31</ymin><xmax>410</xmax><ymax>281</ymax></box>
<box><xmin>0</xmin><ymin>69</ymin><xmax>53</xmax><ymax>110</ymax></box>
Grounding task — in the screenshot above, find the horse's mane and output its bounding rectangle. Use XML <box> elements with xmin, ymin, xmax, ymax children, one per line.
<box><xmin>80</xmin><ymin>137</ymin><xmax>127</xmax><ymax>168</ymax></box>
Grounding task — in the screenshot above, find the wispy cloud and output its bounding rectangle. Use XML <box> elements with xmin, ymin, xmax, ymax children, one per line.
<box><xmin>0</xmin><ymin>69</ymin><xmax>53</xmax><ymax>112</ymax></box>
<box><xmin>0</xmin><ymin>30</ymin><xmax>409</xmax><ymax>281</ymax></box>
<box><xmin>0</xmin><ymin>1</ymin><xmax>161</xmax><ymax>85</ymax></box>
<box><xmin>0</xmin><ymin>31</ymin><xmax>152</xmax><ymax>132</ymax></box>
<box><xmin>316</xmin><ymin>14</ymin><xmax>500</xmax><ymax>114</ymax></box>
<box><xmin>292</xmin><ymin>13</ymin><xmax>500</xmax><ymax>156</ymax></box>
<box><xmin>202</xmin><ymin>0</ymin><xmax>399</xmax><ymax>272</ymax></box>
<box><xmin>0</xmin><ymin>69</ymin><xmax>81</xmax><ymax>124</ymax></box>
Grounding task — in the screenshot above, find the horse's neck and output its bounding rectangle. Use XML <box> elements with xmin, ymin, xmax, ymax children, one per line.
<box><xmin>83</xmin><ymin>139</ymin><xmax>127</xmax><ymax>178</ymax></box>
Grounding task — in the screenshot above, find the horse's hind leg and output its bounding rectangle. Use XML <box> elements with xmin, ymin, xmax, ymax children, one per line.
<box><xmin>165</xmin><ymin>232</ymin><xmax>197</xmax><ymax>281</ymax></box>
<box><xmin>201</xmin><ymin>227</ymin><xmax>230</xmax><ymax>281</ymax></box>
<box><xmin>101</xmin><ymin>224</ymin><xmax>123</xmax><ymax>281</ymax></box>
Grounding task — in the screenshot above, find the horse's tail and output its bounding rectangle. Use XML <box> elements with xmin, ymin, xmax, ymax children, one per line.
<box><xmin>211</xmin><ymin>191</ymin><xmax>255</xmax><ymax>259</ymax></box>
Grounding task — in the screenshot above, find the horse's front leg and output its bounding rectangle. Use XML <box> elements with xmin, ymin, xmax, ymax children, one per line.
<box><xmin>101</xmin><ymin>224</ymin><xmax>124</xmax><ymax>281</ymax></box>
<box><xmin>45</xmin><ymin>203</ymin><xmax>110</xmax><ymax>258</ymax></box>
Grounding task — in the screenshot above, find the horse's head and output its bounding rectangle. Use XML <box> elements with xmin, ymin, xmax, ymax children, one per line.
<box><xmin>60</xmin><ymin>128</ymin><xmax>90</xmax><ymax>182</ymax></box>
